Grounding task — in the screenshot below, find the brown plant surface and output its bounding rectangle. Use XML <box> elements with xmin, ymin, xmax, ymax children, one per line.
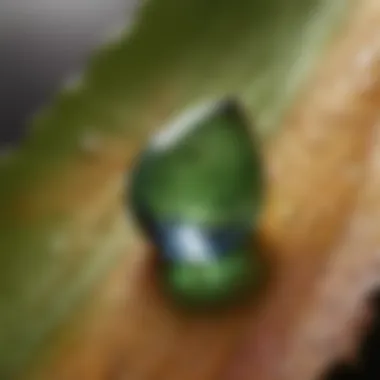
<box><xmin>22</xmin><ymin>1</ymin><xmax>380</xmax><ymax>379</ymax></box>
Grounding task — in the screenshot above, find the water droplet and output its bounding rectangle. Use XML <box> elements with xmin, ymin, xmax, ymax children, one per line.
<box><xmin>150</xmin><ymin>100</ymin><xmax>220</xmax><ymax>151</ymax></box>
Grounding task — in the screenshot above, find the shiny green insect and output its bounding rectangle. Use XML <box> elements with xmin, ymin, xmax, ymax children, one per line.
<box><xmin>129</xmin><ymin>99</ymin><xmax>266</xmax><ymax>309</ymax></box>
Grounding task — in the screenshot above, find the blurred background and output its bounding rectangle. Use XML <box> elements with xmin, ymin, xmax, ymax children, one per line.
<box><xmin>0</xmin><ymin>1</ymin><xmax>379</xmax><ymax>379</ymax></box>
<box><xmin>0</xmin><ymin>0</ymin><xmax>137</xmax><ymax>145</ymax></box>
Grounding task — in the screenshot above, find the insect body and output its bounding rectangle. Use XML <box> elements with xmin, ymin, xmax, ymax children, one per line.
<box><xmin>129</xmin><ymin>99</ymin><xmax>266</xmax><ymax>309</ymax></box>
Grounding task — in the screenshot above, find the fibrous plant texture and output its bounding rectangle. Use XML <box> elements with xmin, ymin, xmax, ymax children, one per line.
<box><xmin>3</xmin><ymin>1</ymin><xmax>380</xmax><ymax>380</ymax></box>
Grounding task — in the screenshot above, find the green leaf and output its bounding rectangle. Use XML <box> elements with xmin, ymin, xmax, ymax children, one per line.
<box><xmin>0</xmin><ymin>0</ymin><xmax>352</xmax><ymax>377</ymax></box>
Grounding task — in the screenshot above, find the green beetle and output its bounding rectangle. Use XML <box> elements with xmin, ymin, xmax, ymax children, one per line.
<box><xmin>129</xmin><ymin>98</ymin><xmax>266</xmax><ymax>310</ymax></box>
